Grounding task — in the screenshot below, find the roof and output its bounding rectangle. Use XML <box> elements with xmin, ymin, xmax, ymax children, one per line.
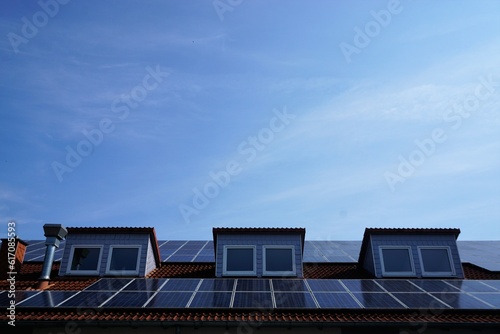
<box><xmin>358</xmin><ymin>227</ymin><xmax>462</xmax><ymax>265</ymax></box>
<box><xmin>212</xmin><ymin>227</ymin><xmax>306</xmax><ymax>253</ymax></box>
<box><xmin>66</xmin><ymin>226</ymin><xmax>161</xmax><ymax>265</ymax></box>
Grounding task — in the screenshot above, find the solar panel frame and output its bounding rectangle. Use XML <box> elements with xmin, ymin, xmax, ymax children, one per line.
<box><xmin>146</xmin><ymin>292</ymin><xmax>193</xmax><ymax>308</ymax></box>
<box><xmin>236</xmin><ymin>279</ymin><xmax>270</xmax><ymax>292</ymax></box>
<box><xmin>189</xmin><ymin>291</ymin><xmax>232</xmax><ymax>308</ymax></box>
<box><xmin>352</xmin><ymin>292</ymin><xmax>406</xmax><ymax>308</ymax></box>
<box><xmin>232</xmin><ymin>292</ymin><xmax>273</xmax><ymax>308</ymax></box>
<box><xmin>272</xmin><ymin>279</ymin><xmax>309</xmax><ymax>292</ymax></box>
<box><xmin>160</xmin><ymin>279</ymin><xmax>201</xmax><ymax>292</ymax></box>
<box><xmin>101</xmin><ymin>291</ymin><xmax>156</xmax><ymax>308</ymax></box>
<box><xmin>59</xmin><ymin>291</ymin><xmax>116</xmax><ymax>308</ymax></box>
<box><xmin>17</xmin><ymin>291</ymin><xmax>80</xmax><ymax>308</ymax></box>
<box><xmin>313</xmin><ymin>292</ymin><xmax>362</xmax><ymax>309</ymax></box>
<box><xmin>198</xmin><ymin>279</ymin><xmax>235</xmax><ymax>292</ymax></box>
<box><xmin>307</xmin><ymin>279</ymin><xmax>346</xmax><ymax>292</ymax></box>
<box><xmin>430</xmin><ymin>293</ymin><xmax>494</xmax><ymax>309</ymax></box>
<box><xmin>274</xmin><ymin>292</ymin><xmax>317</xmax><ymax>309</ymax></box>
<box><xmin>122</xmin><ymin>279</ymin><xmax>168</xmax><ymax>291</ymax></box>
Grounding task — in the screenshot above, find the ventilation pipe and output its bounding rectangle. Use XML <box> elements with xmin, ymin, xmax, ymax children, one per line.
<box><xmin>38</xmin><ymin>224</ymin><xmax>67</xmax><ymax>289</ymax></box>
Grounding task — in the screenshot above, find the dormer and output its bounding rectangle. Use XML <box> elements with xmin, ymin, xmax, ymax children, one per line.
<box><xmin>58</xmin><ymin>227</ymin><xmax>161</xmax><ymax>277</ymax></box>
<box><xmin>358</xmin><ymin>228</ymin><xmax>464</xmax><ymax>278</ymax></box>
<box><xmin>213</xmin><ymin>227</ymin><xmax>305</xmax><ymax>278</ymax></box>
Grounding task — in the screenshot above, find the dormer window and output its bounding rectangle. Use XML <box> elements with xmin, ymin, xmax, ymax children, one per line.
<box><xmin>380</xmin><ymin>246</ymin><xmax>415</xmax><ymax>277</ymax></box>
<box><xmin>418</xmin><ymin>246</ymin><xmax>455</xmax><ymax>277</ymax></box>
<box><xmin>68</xmin><ymin>245</ymin><xmax>102</xmax><ymax>275</ymax></box>
<box><xmin>106</xmin><ymin>245</ymin><xmax>141</xmax><ymax>275</ymax></box>
<box><xmin>213</xmin><ymin>227</ymin><xmax>305</xmax><ymax>278</ymax></box>
<box><xmin>263</xmin><ymin>245</ymin><xmax>296</xmax><ymax>276</ymax></box>
<box><xmin>223</xmin><ymin>245</ymin><xmax>256</xmax><ymax>276</ymax></box>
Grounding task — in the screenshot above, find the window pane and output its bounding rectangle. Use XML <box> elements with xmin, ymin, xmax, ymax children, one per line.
<box><xmin>266</xmin><ymin>249</ymin><xmax>293</xmax><ymax>272</ymax></box>
<box><xmin>226</xmin><ymin>248</ymin><xmax>253</xmax><ymax>271</ymax></box>
<box><xmin>109</xmin><ymin>248</ymin><xmax>139</xmax><ymax>271</ymax></box>
<box><xmin>421</xmin><ymin>249</ymin><xmax>452</xmax><ymax>272</ymax></box>
<box><xmin>71</xmin><ymin>248</ymin><xmax>100</xmax><ymax>271</ymax></box>
<box><xmin>382</xmin><ymin>248</ymin><xmax>412</xmax><ymax>272</ymax></box>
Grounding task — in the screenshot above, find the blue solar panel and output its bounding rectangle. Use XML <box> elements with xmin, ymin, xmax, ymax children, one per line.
<box><xmin>146</xmin><ymin>292</ymin><xmax>192</xmax><ymax>308</ymax></box>
<box><xmin>376</xmin><ymin>280</ymin><xmax>424</xmax><ymax>292</ymax></box>
<box><xmin>392</xmin><ymin>293</ymin><xmax>450</xmax><ymax>309</ymax></box>
<box><xmin>237</xmin><ymin>279</ymin><xmax>270</xmax><ymax>292</ymax></box>
<box><xmin>470</xmin><ymin>293</ymin><xmax>500</xmax><ymax>308</ymax></box>
<box><xmin>18</xmin><ymin>291</ymin><xmax>78</xmax><ymax>308</ymax></box>
<box><xmin>341</xmin><ymin>280</ymin><xmax>384</xmax><ymax>292</ymax></box>
<box><xmin>123</xmin><ymin>279</ymin><xmax>167</xmax><ymax>291</ymax></box>
<box><xmin>102</xmin><ymin>291</ymin><xmax>155</xmax><ymax>308</ymax></box>
<box><xmin>274</xmin><ymin>292</ymin><xmax>317</xmax><ymax>308</ymax></box>
<box><xmin>189</xmin><ymin>292</ymin><xmax>231</xmax><ymax>308</ymax></box>
<box><xmin>161</xmin><ymin>279</ymin><xmax>200</xmax><ymax>291</ymax></box>
<box><xmin>0</xmin><ymin>291</ymin><xmax>39</xmax><ymax>306</ymax></box>
<box><xmin>85</xmin><ymin>278</ymin><xmax>132</xmax><ymax>291</ymax></box>
<box><xmin>431</xmin><ymin>293</ymin><xmax>494</xmax><ymax>309</ymax></box>
<box><xmin>193</xmin><ymin>255</ymin><xmax>215</xmax><ymax>262</ymax></box>
<box><xmin>313</xmin><ymin>292</ymin><xmax>361</xmax><ymax>308</ymax></box>
<box><xmin>198</xmin><ymin>279</ymin><xmax>235</xmax><ymax>291</ymax></box>
<box><xmin>233</xmin><ymin>292</ymin><xmax>273</xmax><ymax>308</ymax></box>
<box><xmin>353</xmin><ymin>292</ymin><xmax>404</xmax><ymax>308</ymax></box>
<box><xmin>272</xmin><ymin>279</ymin><xmax>308</xmax><ymax>292</ymax></box>
<box><xmin>307</xmin><ymin>279</ymin><xmax>346</xmax><ymax>292</ymax></box>
<box><xmin>444</xmin><ymin>280</ymin><xmax>498</xmax><ymax>293</ymax></box>
<box><xmin>410</xmin><ymin>280</ymin><xmax>461</xmax><ymax>293</ymax></box>
<box><xmin>167</xmin><ymin>255</ymin><xmax>195</xmax><ymax>262</ymax></box>
<box><xmin>481</xmin><ymin>280</ymin><xmax>500</xmax><ymax>290</ymax></box>
<box><xmin>59</xmin><ymin>291</ymin><xmax>116</xmax><ymax>307</ymax></box>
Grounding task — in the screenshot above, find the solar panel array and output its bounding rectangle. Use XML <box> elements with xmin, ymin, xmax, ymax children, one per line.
<box><xmin>4</xmin><ymin>279</ymin><xmax>498</xmax><ymax>310</ymax></box>
<box><xmin>21</xmin><ymin>240</ymin><xmax>500</xmax><ymax>271</ymax></box>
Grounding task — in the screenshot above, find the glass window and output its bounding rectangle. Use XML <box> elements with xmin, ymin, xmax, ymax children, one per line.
<box><xmin>263</xmin><ymin>246</ymin><xmax>296</xmax><ymax>276</ymax></box>
<box><xmin>69</xmin><ymin>246</ymin><xmax>101</xmax><ymax>274</ymax></box>
<box><xmin>419</xmin><ymin>247</ymin><xmax>454</xmax><ymax>276</ymax></box>
<box><xmin>107</xmin><ymin>246</ymin><xmax>141</xmax><ymax>274</ymax></box>
<box><xmin>380</xmin><ymin>247</ymin><xmax>415</xmax><ymax>276</ymax></box>
<box><xmin>223</xmin><ymin>246</ymin><xmax>256</xmax><ymax>276</ymax></box>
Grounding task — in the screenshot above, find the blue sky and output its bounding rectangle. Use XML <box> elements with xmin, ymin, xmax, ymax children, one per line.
<box><xmin>0</xmin><ymin>0</ymin><xmax>499</xmax><ymax>241</ymax></box>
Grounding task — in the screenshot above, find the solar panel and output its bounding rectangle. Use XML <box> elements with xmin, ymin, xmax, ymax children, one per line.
<box><xmin>233</xmin><ymin>292</ymin><xmax>273</xmax><ymax>308</ymax></box>
<box><xmin>123</xmin><ymin>279</ymin><xmax>168</xmax><ymax>291</ymax></box>
<box><xmin>146</xmin><ymin>292</ymin><xmax>192</xmax><ymax>308</ymax></box>
<box><xmin>480</xmin><ymin>280</ymin><xmax>500</xmax><ymax>290</ymax></box>
<box><xmin>458</xmin><ymin>241</ymin><xmax>500</xmax><ymax>271</ymax></box>
<box><xmin>313</xmin><ymin>292</ymin><xmax>361</xmax><ymax>308</ymax></box>
<box><xmin>307</xmin><ymin>279</ymin><xmax>346</xmax><ymax>292</ymax></box>
<box><xmin>193</xmin><ymin>255</ymin><xmax>215</xmax><ymax>262</ymax></box>
<box><xmin>376</xmin><ymin>280</ymin><xmax>424</xmax><ymax>292</ymax></box>
<box><xmin>102</xmin><ymin>291</ymin><xmax>155</xmax><ymax>308</ymax></box>
<box><xmin>391</xmin><ymin>293</ymin><xmax>450</xmax><ymax>309</ymax></box>
<box><xmin>352</xmin><ymin>292</ymin><xmax>405</xmax><ymax>308</ymax></box>
<box><xmin>470</xmin><ymin>293</ymin><xmax>500</xmax><ymax>308</ymax></box>
<box><xmin>167</xmin><ymin>255</ymin><xmax>196</xmax><ymax>262</ymax></box>
<box><xmin>445</xmin><ymin>280</ymin><xmax>498</xmax><ymax>293</ymax></box>
<box><xmin>410</xmin><ymin>280</ymin><xmax>461</xmax><ymax>293</ymax></box>
<box><xmin>198</xmin><ymin>279</ymin><xmax>235</xmax><ymax>291</ymax></box>
<box><xmin>274</xmin><ymin>292</ymin><xmax>317</xmax><ymax>308</ymax></box>
<box><xmin>18</xmin><ymin>291</ymin><xmax>78</xmax><ymax>308</ymax></box>
<box><xmin>84</xmin><ymin>278</ymin><xmax>133</xmax><ymax>291</ymax></box>
<box><xmin>59</xmin><ymin>291</ymin><xmax>116</xmax><ymax>307</ymax></box>
<box><xmin>272</xmin><ymin>279</ymin><xmax>308</xmax><ymax>292</ymax></box>
<box><xmin>236</xmin><ymin>279</ymin><xmax>270</xmax><ymax>292</ymax></box>
<box><xmin>161</xmin><ymin>279</ymin><xmax>200</xmax><ymax>291</ymax></box>
<box><xmin>341</xmin><ymin>280</ymin><xmax>384</xmax><ymax>292</ymax></box>
<box><xmin>431</xmin><ymin>293</ymin><xmax>494</xmax><ymax>309</ymax></box>
<box><xmin>189</xmin><ymin>292</ymin><xmax>232</xmax><ymax>308</ymax></box>
<box><xmin>0</xmin><ymin>291</ymin><xmax>39</xmax><ymax>306</ymax></box>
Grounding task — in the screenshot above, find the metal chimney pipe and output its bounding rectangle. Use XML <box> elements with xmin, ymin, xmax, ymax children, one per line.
<box><xmin>39</xmin><ymin>224</ymin><xmax>68</xmax><ymax>282</ymax></box>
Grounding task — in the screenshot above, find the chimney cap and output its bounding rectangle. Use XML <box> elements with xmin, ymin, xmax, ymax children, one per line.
<box><xmin>43</xmin><ymin>224</ymin><xmax>68</xmax><ymax>240</ymax></box>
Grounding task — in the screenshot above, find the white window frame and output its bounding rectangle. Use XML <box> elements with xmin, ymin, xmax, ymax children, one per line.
<box><xmin>105</xmin><ymin>245</ymin><xmax>142</xmax><ymax>276</ymax></box>
<box><xmin>67</xmin><ymin>245</ymin><xmax>103</xmax><ymax>275</ymax></box>
<box><xmin>379</xmin><ymin>246</ymin><xmax>416</xmax><ymax>277</ymax></box>
<box><xmin>418</xmin><ymin>246</ymin><xmax>456</xmax><ymax>277</ymax></box>
<box><xmin>263</xmin><ymin>245</ymin><xmax>296</xmax><ymax>277</ymax></box>
<box><xmin>222</xmin><ymin>245</ymin><xmax>256</xmax><ymax>276</ymax></box>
